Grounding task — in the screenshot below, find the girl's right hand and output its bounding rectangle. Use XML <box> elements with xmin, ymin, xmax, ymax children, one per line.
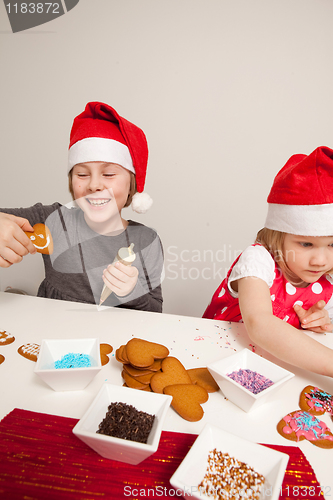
<box><xmin>0</xmin><ymin>213</ymin><xmax>37</xmax><ymax>267</ymax></box>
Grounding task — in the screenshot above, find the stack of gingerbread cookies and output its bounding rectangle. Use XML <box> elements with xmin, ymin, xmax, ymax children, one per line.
<box><xmin>116</xmin><ymin>337</ymin><xmax>219</xmax><ymax>422</ymax></box>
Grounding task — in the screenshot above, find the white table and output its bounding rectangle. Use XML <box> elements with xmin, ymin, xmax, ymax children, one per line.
<box><xmin>0</xmin><ymin>292</ymin><xmax>332</xmax><ymax>495</ymax></box>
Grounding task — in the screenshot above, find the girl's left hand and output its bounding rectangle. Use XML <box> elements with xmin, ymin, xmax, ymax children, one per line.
<box><xmin>294</xmin><ymin>300</ymin><xmax>333</xmax><ymax>333</ymax></box>
<box><xmin>102</xmin><ymin>261</ymin><xmax>139</xmax><ymax>297</ymax></box>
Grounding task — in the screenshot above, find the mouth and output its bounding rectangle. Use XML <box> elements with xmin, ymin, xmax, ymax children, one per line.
<box><xmin>86</xmin><ymin>198</ymin><xmax>111</xmax><ymax>207</ymax></box>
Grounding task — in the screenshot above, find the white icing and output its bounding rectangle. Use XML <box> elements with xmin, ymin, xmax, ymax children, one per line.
<box><xmin>0</xmin><ymin>330</ymin><xmax>14</xmax><ymax>343</ymax></box>
<box><xmin>21</xmin><ymin>343</ymin><xmax>40</xmax><ymax>356</ymax></box>
<box><xmin>31</xmin><ymin>235</ymin><xmax>50</xmax><ymax>250</ymax></box>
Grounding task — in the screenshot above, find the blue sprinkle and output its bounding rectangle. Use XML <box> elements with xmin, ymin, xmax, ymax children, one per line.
<box><xmin>54</xmin><ymin>353</ymin><xmax>92</xmax><ymax>369</ymax></box>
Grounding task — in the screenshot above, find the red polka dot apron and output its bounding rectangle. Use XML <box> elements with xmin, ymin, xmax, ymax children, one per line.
<box><xmin>203</xmin><ymin>248</ymin><xmax>333</xmax><ymax>328</ymax></box>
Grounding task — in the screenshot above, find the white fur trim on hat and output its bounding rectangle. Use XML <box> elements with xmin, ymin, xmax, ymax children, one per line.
<box><xmin>265</xmin><ymin>203</ymin><xmax>333</xmax><ymax>236</ymax></box>
<box><xmin>131</xmin><ymin>192</ymin><xmax>153</xmax><ymax>214</ymax></box>
<box><xmin>68</xmin><ymin>137</ymin><xmax>135</xmax><ymax>173</ymax></box>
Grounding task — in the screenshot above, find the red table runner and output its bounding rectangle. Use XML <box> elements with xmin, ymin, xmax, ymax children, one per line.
<box><xmin>0</xmin><ymin>409</ymin><xmax>324</xmax><ymax>499</ymax></box>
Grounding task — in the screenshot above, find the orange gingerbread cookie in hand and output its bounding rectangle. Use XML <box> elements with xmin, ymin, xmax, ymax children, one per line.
<box><xmin>24</xmin><ymin>224</ymin><xmax>53</xmax><ymax>255</ymax></box>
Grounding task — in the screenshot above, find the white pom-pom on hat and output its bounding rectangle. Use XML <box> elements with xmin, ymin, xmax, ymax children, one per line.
<box><xmin>131</xmin><ymin>192</ymin><xmax>153</xmax><ymax>214</ymax></box>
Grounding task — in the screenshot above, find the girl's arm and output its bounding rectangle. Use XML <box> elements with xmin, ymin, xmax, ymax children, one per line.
<box><xmin>237</xmin><ymin>276</ymin><xmax>333</xmax><ymax>377</ymax></box>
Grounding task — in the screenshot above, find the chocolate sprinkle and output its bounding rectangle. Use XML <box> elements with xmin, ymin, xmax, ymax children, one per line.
<box><xmin>96</xmin><ymin>402</ymin><xmax>155</xmax><ymax>444</ymax></box>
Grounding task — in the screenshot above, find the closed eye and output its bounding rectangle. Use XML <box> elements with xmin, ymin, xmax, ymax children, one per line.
<box><xmin>299</xmin><ymin>242</ymin><xmax>312</xmax><ymax>248</ymax></box>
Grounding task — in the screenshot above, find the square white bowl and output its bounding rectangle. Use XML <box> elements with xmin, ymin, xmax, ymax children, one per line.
<box><xmin>208</xmin><ymin>348</ymin><xmax>294</xmax><ymax>412</ymax></box>
<box><xmin>72</xmin><ymin>383</ymin><xmax>172</xmax><ymax>465</ymax></box>
<box><xmin>34</xmin><ymin>338</ymin><xmax>102</xmax><ymax>391</ymax></box>
<box><xmin>170</xmin><ymin>424</ymin><xmax>289</xmax><ymax>500</ymax></box>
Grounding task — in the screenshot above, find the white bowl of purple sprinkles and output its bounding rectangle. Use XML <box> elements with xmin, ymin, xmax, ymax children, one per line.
<box><xmin>35</xmin><ymin>338</ymin><xmax>102</xmax><ymax>391</ymax></box>
<box><xmin>208</xmin><ymin>349</ymin><xmax>294</xmax><ymax>412</ymax></box>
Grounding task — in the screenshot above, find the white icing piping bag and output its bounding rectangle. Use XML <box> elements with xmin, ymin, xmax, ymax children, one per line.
<box><xmin>97</xmin><ymin>243</ymin><xmax>136</xmax><ymax>310</ymax></box>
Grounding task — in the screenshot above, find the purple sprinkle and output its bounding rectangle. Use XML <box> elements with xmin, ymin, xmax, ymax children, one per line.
<box><xmin>227</xmin><ymin>368</ymin><xmax>274</xmax><ymax>394</ymax></box>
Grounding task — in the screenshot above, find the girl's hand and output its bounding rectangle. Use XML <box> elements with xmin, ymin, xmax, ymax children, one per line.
<box><xmin>0</xmin><ymin>213</ymin><xmax>36</xmax><ymax>267</ymax></box>
<box><xmin>294</xmin><ymin>300</ymin><xmax>333</xmax><ymax>333</ymax></box>
<box><xmin>102</xmin><ymin>261</ymin><xmax>139</xmax><ymax>297</ymax></box>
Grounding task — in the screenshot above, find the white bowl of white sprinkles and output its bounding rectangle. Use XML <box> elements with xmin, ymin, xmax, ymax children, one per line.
<box><xmin>170</xmin><ymin>424</ymin><xmax>289</xmax><ymax>500</ymax></box>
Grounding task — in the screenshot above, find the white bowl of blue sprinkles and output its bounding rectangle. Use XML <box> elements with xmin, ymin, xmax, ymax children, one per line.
<box><xmin>35</xmin><ymin>338</ymin><xmax>102</xmax><ymax>391</ymax></box>
<box><xmin>208</xmin><ymin>349</ymin><xmax>294</xmax><ymax>412</ymax></box>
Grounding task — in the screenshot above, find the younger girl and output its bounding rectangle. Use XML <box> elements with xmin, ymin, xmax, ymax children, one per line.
<box><xmin>203</xmin><ymin>146</ymin><xmax>333</xmax><ymax>378</ymax></box>
<box><xmin>0</xmin><ymin>102</ymin><xmax>164</xmax><ymax>311</ymax></box>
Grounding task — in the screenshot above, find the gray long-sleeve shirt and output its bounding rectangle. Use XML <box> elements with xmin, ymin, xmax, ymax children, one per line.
<box><xmin>1</xmin><ymin>203</ymin><xmax>163</xmax><ymax>312</ymax></box>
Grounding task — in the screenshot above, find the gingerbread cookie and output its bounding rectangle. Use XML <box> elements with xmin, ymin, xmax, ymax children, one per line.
<box><xmin>125</xmin><ymin>338</ymin><xmax>169</xmax><ymax>368</ymax></box>
<box><xmin>299</xmin><ymin>385</ymin><xmax>333</xmax><ymax>416</ymax></box>
<box><xmin>123</xmin><ymin>363</ymin><xmax>154</xmax><ymax>378</ymax></box>
<box><xmin>115</xmin><ymin>345</ymin><xmax>129</xmax><ymax>364</ymax></box>
<box><xmin>17</xmin><ymin>343</ymin><xmax>40</xmax><ymax>362</ymax></box>
<box><xmin>122</xmin><ymin>370</ymin><xmax>150</xmax><ymax>390</ymax></box>
<box><xmin>0</xmin><ymin>354</ymin><xmax>4</xmax><ymax>365</ymax></box>
<box><xmin>164</xmin><ymin>384</ymin><xmax>209</xmax><ymax>422</ymax></box>
<box><xmin>187</xmin><ymin>367</ymin><xmax>219</xmax><ymax>393</ymax></box>
<box><xmin>100</xmin><ymin>343</ymin><xmax>113</xmax><ymax>366</ymax></box>
<box><xmin>277</xmin><ymin>410</ymin><xmax>333</xmax><ymax>448</ymax></box>
<box><xmin>0</xmin><ymin>330</ymin><xmax>15</xmax><ymax>346</ymax></box>
<box><xmin>150</xmin><ymin>357</ymin><xmax>192</xmax><ymax>394</ymax></box>
<box><xmin>24</xmin><ymin>223</ymin><xmax>53</xmax><ymax>255</ymax></box>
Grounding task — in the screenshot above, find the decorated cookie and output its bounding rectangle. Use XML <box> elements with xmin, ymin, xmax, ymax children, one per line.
<box><xmin>24</xmin><ymin>223</ymin><xmax>53</xmax><ymax>255</ymax></box>
<box><xmin>0</xmin><ymin>330</ymin><xmax>15</xmax><ymax>345</ymax></box>
<box><xmin>164</xmin><ymin>384</ymin><xmax>209</xmax><ymax>422</ymax></box>
<box><xmin>125</xmin><ymin>338</ymin><xmax>169</xmax><ymax>368</ymax></box>
<box><xmin>0</xmin><ymin>354</ymin><xmax>4</xmax><ymax>365</ymax></box>
<box><xmin>299</xmin><ymin>385</ymin><xmax>333</xmax><ymax>416</ymax></box>
<box><xmin>17</xmin><ymin>343</ymin><xmax>40</xmax><ymax>362</ymax></box>
<box><xmin>100</xmin><ymin>343</ymin><xmax>113</xmax><ymax>366</ymax></box>
<box><xmin>277</xmin><ymin>410</ymin><xmax>333</xmax><ymax>448</ymax></box>
<box><xmin>187</xmin><ymin>367</ymin><xmax>219</xmax><ymax>393</ymax></box>
<box><xmin>150</xmin><ymin>357</ymin><xmax>192</xmax><ymax>394</ymax></box>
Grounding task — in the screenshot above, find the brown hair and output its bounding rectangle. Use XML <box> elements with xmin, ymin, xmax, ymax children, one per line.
<box><xmin>68</xmin><ymin>169</ymin><xmax>137</xmax><ymax>208</ymax></box>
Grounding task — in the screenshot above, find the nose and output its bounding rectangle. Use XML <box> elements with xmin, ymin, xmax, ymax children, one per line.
<box><xmin>309</xmin><ymin>248</ymin><xmax>327</xmax><ymax>267</ymax></box>
<box><xmin>88</xmin><ymin>173</ymin><xmax>104</xmax><ymax>192</ymax></box>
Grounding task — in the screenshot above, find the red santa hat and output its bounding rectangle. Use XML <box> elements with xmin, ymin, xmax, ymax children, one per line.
<box><xmin>68</xmin><ymin>102</ymin><xmax>152</xmax><ymax>213</ymax></box>
<box><xmin>265</xmin><ymin>146</ymin><xmax>333</xmax><ymax>236</ymax></box>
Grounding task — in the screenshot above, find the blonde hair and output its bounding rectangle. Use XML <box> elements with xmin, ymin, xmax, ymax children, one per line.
<box><xmin>68</xmin><ymin>170</ymin><xmax>137</xmax><ymax>208</ymax></box>
<box><xmin>255</xmin><ymin>228</ymin><xmax>305</xmax><ymax>286</ymax></box>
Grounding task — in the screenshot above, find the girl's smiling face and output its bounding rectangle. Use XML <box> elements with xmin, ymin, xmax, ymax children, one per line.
<box><xmin>71</xmin><ymin>162</ymin><xmax>132</xmax><ymax>232</ymax></box>
<box><xmin>283</xmin><ymin>234</ymin><xmax>333</xmax><ymax>285</ymax></box>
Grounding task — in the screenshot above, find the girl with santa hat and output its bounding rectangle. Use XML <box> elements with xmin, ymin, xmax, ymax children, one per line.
<box><xmin>0</xmin><ymin>102</ymin><xmax>164</xmax><ymax>311</ymax></box>
<box><xmin>203</xmin><ymin>146</ymin><xmax>333</xmax><ymax>377</ymax></box>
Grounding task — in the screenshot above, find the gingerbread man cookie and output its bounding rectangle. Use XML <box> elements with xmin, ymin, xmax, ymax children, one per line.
<box><xmin>24</xmin><ymin>224</ymin><xmax>53</xmax><ymax>255</ymax></box>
